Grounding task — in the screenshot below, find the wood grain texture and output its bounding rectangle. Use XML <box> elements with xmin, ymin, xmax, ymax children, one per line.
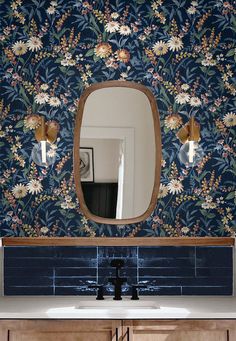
<box><xmin>0</xmin><ymin>320</ymin><xmax>236</xmax><ymax>341</ymax></box>
<box><xmin>123</xmin><ymin>320</ymin><xmax>236</xmax><ymax>341</ymax></box>
<box><xmin>73</xmin><ymin>80</ymin><xmax>162</xmax><ymax>225</ymax></box>
<box><xmin>9</xmin><ymin>331</ymin><xmax>112</xmax><ymax>341</ymax></box>
<box><xmin>0</xmin><ymin>320</ymin><xmax>121</xmax><ymax>341</ymax></box>
<box><xmin>2</xmin><ymin>237</ymin><xmax>234</xmax><ymax>246</ymax></box>
<box><xmin>130</xmin><ymin>330</ymin><xmax>227</xmax><ymax>341</ymax></box>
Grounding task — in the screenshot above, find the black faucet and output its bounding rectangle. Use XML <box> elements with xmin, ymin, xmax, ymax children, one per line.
<box><xmin>88</xmin><ymin>284</ymin><xmax>104</xmax><ymax>300</ymax></box>
<box><xmin>108</xmin><ymin>259</ymin><xmax>127</xmax><ymax>300</ymax></box>
<box><xmin>131</xmin><ymin>284</ymin><xmax>147</xmax><ymax>300</ymax></box>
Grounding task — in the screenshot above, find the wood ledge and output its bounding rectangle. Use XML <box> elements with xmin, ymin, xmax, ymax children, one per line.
<box><xmin>1</xmin><ymin>237</ymin><xmax>235</xmax><ymax>247</ymax></box>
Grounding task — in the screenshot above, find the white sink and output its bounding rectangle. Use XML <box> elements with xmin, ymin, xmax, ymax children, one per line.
<box><xmin>76</xmin><ymin>298</ymin><xmax>159</xmax><ymax>310</ymax></box>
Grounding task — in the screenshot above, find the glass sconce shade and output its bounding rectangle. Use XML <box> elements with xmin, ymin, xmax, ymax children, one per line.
<box><xmin>31</xmin><ymin>141</ymin><xmax>56</xmax><ymax>167</ymax></box>
<box><xmin>178</xmin><ymin>141</ymin><xmax>204</xmax><ymax>167</ymax></box>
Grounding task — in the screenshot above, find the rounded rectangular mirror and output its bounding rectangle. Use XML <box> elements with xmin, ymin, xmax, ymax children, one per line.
<box><xmin>73</xmin><ymin>81</ymin><xmax>161</xmax><ymax>225</ymax></box>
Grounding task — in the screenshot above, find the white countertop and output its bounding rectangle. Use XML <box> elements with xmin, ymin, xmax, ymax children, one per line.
<box><xmin>0</xmin><ymin>296</ymin><xmax>236</xmax><ymax>319</ymax></box>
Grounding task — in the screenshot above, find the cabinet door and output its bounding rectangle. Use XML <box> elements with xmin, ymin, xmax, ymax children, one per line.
<box><xmin>123</xmin><ymin>320</ymin><xmax>229</xmax><ymax>341</ymax></box>
<box><xmin>10</xmin><ymin>331</ymin><xmax>112</xmax><ymax>341</ymax></box>
<box><xmin>229</xmin><ymin>330</ymin><xmax>236</xmax><ymax>341</ymax></box>
<box><xmin>126</xmin><ymin>330</ymin><xmax>226</xmax><ymax>341</ymax></box>
<box><xmin>0</xmin><ymin>320</ymin><xmax>122</xmax><ymax>341</ymax></box>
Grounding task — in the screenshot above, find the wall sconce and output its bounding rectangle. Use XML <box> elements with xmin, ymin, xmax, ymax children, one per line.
<box><xmin>177</xmin><ymin>116</ymin><xmax>204</xmax><ymax>167</ymax></box>
<box><xmin>31</xmin><ymin>116</ymin><xmax>59</xmax><ymax>167</ymax></box>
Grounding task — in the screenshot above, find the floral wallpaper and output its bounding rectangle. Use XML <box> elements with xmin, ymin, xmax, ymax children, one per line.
<box><xmin>0</xmin><ymin>0</ymin><xmax>235</xmax><ymax>238</ymax></box>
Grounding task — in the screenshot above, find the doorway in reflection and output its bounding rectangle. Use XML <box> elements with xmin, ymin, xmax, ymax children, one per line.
<box><xmin>81</xmin><ymin>138</ymin><xmax>124</xmax><ymax>219</ymax></box>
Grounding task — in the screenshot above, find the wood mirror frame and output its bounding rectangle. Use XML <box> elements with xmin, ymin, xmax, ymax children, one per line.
<box><xmin>73</xmin><ymin>80</ymin><xmax>162</xmax><ymax>225</ymax></box>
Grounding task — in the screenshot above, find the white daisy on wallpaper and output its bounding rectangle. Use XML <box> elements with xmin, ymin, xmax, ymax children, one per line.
<box><xmin>12</xmin><ymin>184</ymin><xmax>28</xmax><ymax>198</ymax></box>
<box><xmin>27</xmin><ymin>37</ymin><xmax>43</xmax><ymax>51</ymax></box>
<box><xmin>27</xmin><ymin>180</ymin><xmax>43</xmax><ymax>195</ymax></box>
<box><xmin>168</xmin><ymin>180</ymin><xmax>184</xmax><ymax>194</ymax></box>
<box><xmin>12</xmin><ymin>41</ymin><xmax>28</xmax><ymax>55</ymax></box>
<box><xmin>175</xmin><ymin>92</ymin><xmax>190</xmax><ymax>104</ymax></box>
<box><xmin>35</xmin><ymin>93</ymin><xmax>49</xmax><ymax>104</ymax></box>
<box><xmin>105</xmin><ymin>21</ymin><xmax>120</xmax><ymax>33</ymax></box>
<box><xmin>167</xmin><ymin>37</ymin><xmax>183</xmax><ymax>51</ymax></box>
<box><xmin>223</xmin><ymin>112</ymin><xmax>236</xmax><ymax>127</ymax></box>
<box><xmin>190</xmin><ymin>97</ymin><xmax>201</xmax><ymax>107</ymax></box>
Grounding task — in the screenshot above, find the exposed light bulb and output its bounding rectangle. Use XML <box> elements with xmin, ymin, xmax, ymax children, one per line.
<box><xmin>178</xmin><ymin>141</ymin><xmax>204</xmax><ymax>167</ymax></box>
<box><xmin>188</xmin><ymin>140</ymin><xmax>194</xmax><ymax>163</ymax></box>
<box><xmin>41</xmin><ymin>140</ymin><xmax>47</xmax><ymax>164</ymax></box>
<box><xmin>31</xmin><ymin>142</ymin><xmax>56</xmax><ymax>167</ymax></box>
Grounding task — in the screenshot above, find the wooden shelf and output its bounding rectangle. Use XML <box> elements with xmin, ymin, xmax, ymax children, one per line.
<box><xmin>1</xmin><ymin>237</ymin><xmax>234</xmax><ymax>247</ymax></box>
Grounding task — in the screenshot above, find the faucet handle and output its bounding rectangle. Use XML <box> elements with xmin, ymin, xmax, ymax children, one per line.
<box><xmin>131</xmin><ymin>284</ymin><xmax>147</xmax><ymax>300</ymax></box>
<box><xmin>88</xmin><ymin>284</ymin><xmax>104</xmax><ymax>300</ymax></box>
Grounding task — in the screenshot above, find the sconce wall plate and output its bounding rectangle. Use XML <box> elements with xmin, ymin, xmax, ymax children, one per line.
<box><xmin>177</xmin><ymin>120</ymin><xmax>200</xmax><ymax>144</ymax></box>
<box><xmin>35</xmin><ymin>119</ymin><xmax>59</xmax><ymax>143</ymax></box>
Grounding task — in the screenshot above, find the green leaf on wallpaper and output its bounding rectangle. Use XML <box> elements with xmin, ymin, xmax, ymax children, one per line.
<box><xmin>226</xmin><ymin>49</ymin><xmax>235</xmax><ymax>57</ymax></box>
<box><xmin>158</xmin><ymin>57</ymin><xmax>165</xmax><ymax>65</ymax></box>
<box><xmin>206</xmin><ymin>213</ymin><xmax>216</xmax><ymax>219</ymax></box>
<box><xmin>52</xmin><ymin>28</ymin><xmax>68</xmax><ymax>40</ymax></box>
<box><xmin>208</xmin><ymin>70</ymin><xmax>216</xmax><ymax>76</ymax></box>
<box><xmin>193</xmin><ymin>170</ymin><xmax>208</xmax><ymax>181</ymax></box>
<box><xmin>160</xmin><ymin>86</ymin><xmax>171</xmax><ymax>105</ymax></box>
<box><xmin>142</xmin><ymin>55</ymin><xmax>150</xmax><ymax>63</ymax></box>
<box><xmin>15</xmin><ymin>120</ymin><xmax>24</xmax><ymax>128</ymax></box>
<box><xmin>89</xmin><ymin>15</ymin><xmax>101</xmax><ymax>35</ymax></box>
<box><xmin>66</xmin><ymin>70</ymin><xmax>75</xmax><ymax>76</ymax></box>
<box><xmin>230</xmin><ymin>16</ymin><xmax>236</xmax><ymax>32</ymax></box>
<box><xmin>32</xmin><ymin>102</ymin><xmax>37</xmax><ymax>113</ymax></box>
<box><xmin>59</xmin><ymin>66</ymin><xmax>68</xmax><ymax>73</ymax></box>
<box><xmin>200</xmin><ymin>67</ymin><xmax>215</xmax><ymax>76</ymax></box>
<box><xmin>226</xmin><ymin>192</ymin><xmax>235</xmax><ymax>200</ymax></box>
<box><xmin>102</xmin><ymin>31</ymin><xmax>109</xmax><ymax>41</ymax></box>
<box><xmin>55</xmin><ymin>58</ymin><xmax>62</xmax><ymax>64</ymax></box>
<box><xmin>195</xmin><ymin>201</ymin><xmax>205</xmax><ymax>206</ymax></box>
<box><xmin>23</xmin><ymin>167</ymin><xmax>30</xmax><ymax>177</ymax></box>
<box><xmin>59</xmin><ymin>211</ymin><xmax>75</xmax><ymax>219</ymax></box>
<box><xmin>23</xmin><ymin>126</ymin><xmax>29</xmax><ymax>133</ymax></box>
<box><xmin>19</xmin><ymin>86</ymin><xmax>31</xmax><ymax>105</ymax></box>
<box><xmin>85</xmin><ymin>49</ymin><xmax>94</xmax><ymax>57</ymax></box>
<box><xmin>159</xmin><ymin>229</ymin><xmax>166</xmax><ymax>237</ymax></box>
<box><xmin>135</xmin><ymin>0</ymin><xmax>146</xmax><ymax>4</ymax></box>
<box><xmin>200</xmin><ymin>210</ymin><xmax>215</xmax><ymax>219</ymax></box>
<box><xmin>93</xmin><ymin>55</ymin><xmax>100</xmax><ymax>62</ymax></box>
<box><xmin>200</xmin><ymin>209</ymin><xmax>207</xmax><ymax>216</ymax></box>
<box><xmin>0</xmin><ymin>142</ymin><xmax>4</xmax><ymax>148</ymax></box>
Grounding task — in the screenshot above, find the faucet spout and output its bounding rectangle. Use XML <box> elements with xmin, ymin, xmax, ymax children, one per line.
<box><xmin>108</xmin><ymin>259</ymin><xmax>127</xmax><ymax>300</ymax></box>
<box><xmin>108</xmin><ymin>277</ymin><xmax>127</xmax><ymax>300</ymax></box>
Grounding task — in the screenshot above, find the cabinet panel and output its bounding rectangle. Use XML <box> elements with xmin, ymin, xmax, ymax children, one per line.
<box><xmin>10</xmin><ymin>331</ymin><xmax>111</xmax><ymax>341</ymax></box>
<box><xmin>131</xmin><ymin>330</ymin><xmax>226</xmax><ymax>341</ymax></box>
<box><xmin>229</xmin><ymin>330</ymin><xmax>236</xmax><ymax>341</ymax></box>
<box><xmin>124</xmin><ymin>320</ymin><xmax>232</xmax><ymax>341</ymax></box>
<box><xmin>0</xmin><ymin>320</ymin><xmax>121</xmax><ymax>341</ymax></box>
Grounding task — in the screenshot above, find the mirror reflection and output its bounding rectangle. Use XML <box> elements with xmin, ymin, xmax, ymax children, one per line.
<box><xmin>79</xmin><ymin>86</ymin><xmax>156</xmax><ymax>220</ymax></box>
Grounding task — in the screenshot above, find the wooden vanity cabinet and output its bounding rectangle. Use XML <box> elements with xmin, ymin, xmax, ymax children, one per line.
<box><xmin>0</xmin><ymin>320</ymin><xmax>122</xmax><ymax>341</ymax></box>
<box><xmin>123</xmin><ymin>320</ymin><xmax>235</xmax><ymax>341</ymax></box>
<box><xmin>0</xmin><ymin>319</ymin><xmax>236</xmax><ymax>341</ymax></box>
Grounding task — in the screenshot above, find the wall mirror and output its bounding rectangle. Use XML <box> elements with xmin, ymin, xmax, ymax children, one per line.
<box><xmin>73</xmin><ymin>81</ymin><xmax>161</xmax><ymax>225</ymax></box>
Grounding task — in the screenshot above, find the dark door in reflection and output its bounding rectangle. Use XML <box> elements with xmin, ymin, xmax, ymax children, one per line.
<box><xmin>81</xmin><ymin>183</ymin><xmax>118</xmax><ymax>218</ymax></box>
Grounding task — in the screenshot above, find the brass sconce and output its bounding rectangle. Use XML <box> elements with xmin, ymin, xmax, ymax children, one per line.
<box><xmin>31</xmin><ymin>116</ymin><xmax>59</xmax><ymax>167</ymax></box>
<box><xmin>177</xmin><ymin>117</ymin><xmax>204</xmax><ymax>167</ymax></box>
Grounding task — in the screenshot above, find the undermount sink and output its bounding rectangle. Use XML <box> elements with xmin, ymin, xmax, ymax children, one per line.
<box><xmin>76</xmin><ymin>299</ymin><xmax>159</xmax><ymax>310</ymax></box>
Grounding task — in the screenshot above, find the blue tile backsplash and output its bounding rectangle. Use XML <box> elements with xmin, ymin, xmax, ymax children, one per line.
<box><xmin>4</xmin><ymin>246</ymin><xmax>233</xmax><ymax>296</ymax></box>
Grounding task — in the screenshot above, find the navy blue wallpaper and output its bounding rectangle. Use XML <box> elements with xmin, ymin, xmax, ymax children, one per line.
<box><xmin>0</xmin><ymin>0</ymin><xmax>236</xmax><ymax>237</ymax></box>
<box><xmin>4</xmin><ymin>246</ymin><xmax>233</xmax><ymax>296</ymax></box>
